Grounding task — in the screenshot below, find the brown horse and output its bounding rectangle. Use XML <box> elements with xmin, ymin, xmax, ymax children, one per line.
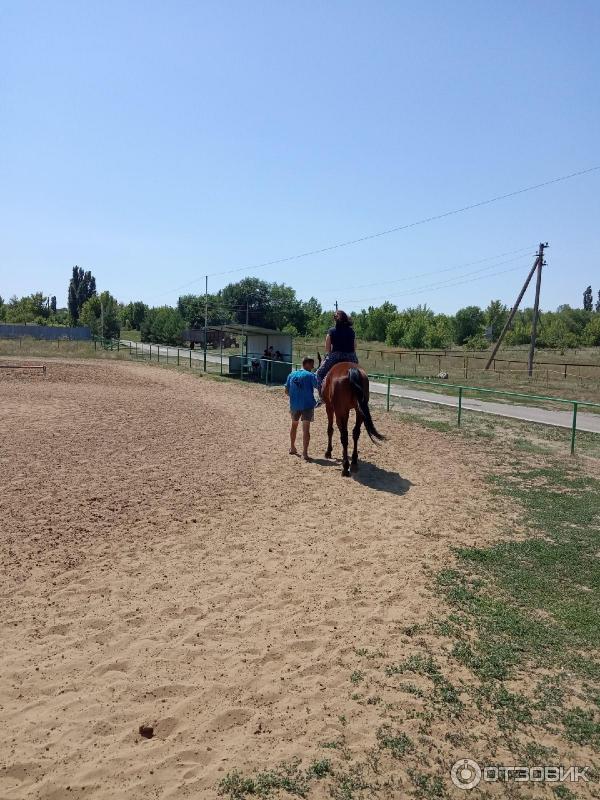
<box><xmin>321</xmin><ymin>361</ymin><xmax>385</xmax><ymax>476</ymax></box>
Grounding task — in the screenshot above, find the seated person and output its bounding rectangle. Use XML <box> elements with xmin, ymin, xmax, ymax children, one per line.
<box><xmin>315</xmin><ymin>310</ymin><xmax>358</xmax><ymax>394</ymax></box>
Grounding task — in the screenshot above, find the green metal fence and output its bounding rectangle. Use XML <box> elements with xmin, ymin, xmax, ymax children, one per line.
<box><xmin>367</xmin><ymin>372</ymin><xmax>600</xmax><ymax>455</ymax></box>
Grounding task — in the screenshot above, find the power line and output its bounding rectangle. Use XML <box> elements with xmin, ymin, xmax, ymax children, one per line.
<box><xmin>181</xmin><ymin>250</ymin><xmax>534</xmax><ymax>311</ymax></box>
<box><xmin>318</xmin><ymin>245</ymin><xmax>535</xmax><ymax>297</ymax></box>
<box><xmin>184</xmin><ymin>253</ymin><xmax>534</xmax><ymax>318</ymax></box>
<box><xmin>179</xmin><ymin>244</ymin><xmax>536</xmax><ymax>311</ymax></box>
<box><xmin>154</xmin><ymin>164</ymin><xmax>599</xmax><ymax>298</ymax></box>
<box><xmin>337</xmin><ymin>254</ymin><xmax>534</xmax><ymax>305</ymax></box>
<box><xmin>352</xmin><ymin>261</ymin><xmax>534</xmax><ymax>304</ymax></box>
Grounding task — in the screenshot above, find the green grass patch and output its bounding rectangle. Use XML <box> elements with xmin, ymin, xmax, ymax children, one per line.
<box><xmin>218</xmin><ymin>758</ymin><xmax>332</xmax><ymax>799</ymax></box>
<box><xmin>376</xmin><ymin>725</ymin><xmax>415</xmax><ymax>758</ymax></box>
<box><xmin>437</xmin><ymin>463</ymin><xmax>600</xmax><ymax>751</ymax></box>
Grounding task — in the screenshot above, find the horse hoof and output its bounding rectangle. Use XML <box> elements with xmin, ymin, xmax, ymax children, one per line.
<box><xmin>325</xmin><ymin>451</ymin><xmax>332</xmax><ymax>459</ymax></box>
<box><xmin>342</xmin><ymin>465</ymin><xmax>351</xmax><ymax>477</ymax></box>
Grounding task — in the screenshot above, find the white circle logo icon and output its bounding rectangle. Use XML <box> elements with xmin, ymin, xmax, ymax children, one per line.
<box><xmin>451</xmin><ymin>759</ymin><xmax>482</xmax><ymax>790</ymax></box>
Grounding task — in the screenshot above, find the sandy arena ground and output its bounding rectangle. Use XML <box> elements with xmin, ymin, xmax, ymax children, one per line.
<box><xmin>1</xmin><ymin>359</ymin><xmax>509</xmax><ymax>799</ymax></box>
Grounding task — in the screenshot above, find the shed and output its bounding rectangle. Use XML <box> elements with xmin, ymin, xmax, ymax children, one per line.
<box><xmin>215</xmin><ymin>323</ymin><xmax>294</xmax><ymax>383</ymax></box>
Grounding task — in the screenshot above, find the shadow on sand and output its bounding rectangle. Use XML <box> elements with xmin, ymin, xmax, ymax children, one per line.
<box><xmin>352</xmin><ymin>462</ymin><xmax>412</xmax><ymax>495</ymax></box>
<box><xmin>311</xmin><ymin>457</ymin><xmax>412</xmax><ymax>496</ymax></box>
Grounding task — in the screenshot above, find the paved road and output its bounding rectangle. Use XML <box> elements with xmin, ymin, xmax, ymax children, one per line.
<box><xmin>121</xmin><ymin>340</ymin><xmax>223</xmax><ymax>365</ymax></box>
<box><xmin>121</xmin><ymin>341</ymin><xmax>599</xmax><ymax>434</ymax></box>
<box><xmin>370</xmin><ymin>381</ymin><xmax>600</xmax><ymax>434</ymax></box>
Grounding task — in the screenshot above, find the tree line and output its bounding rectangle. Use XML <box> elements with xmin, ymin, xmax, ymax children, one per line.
<box><xmin>1</xmin><ymin>269</ymin><xmax>600</xmax><ymax>350</ymax></box>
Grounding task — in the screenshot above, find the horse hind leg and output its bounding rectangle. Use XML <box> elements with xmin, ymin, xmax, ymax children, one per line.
<box><xmin>325</xmin><ymin>405</ymin><xmax>334</xmax><ymax>459</ymax></box>
<box><xmin>338</xmin><ymin>414</ymin><xmax>350</xmax><ymax>476</ymax></box>
<box><xmin>351</xmin><ymin>414</ymin><xmax>363</xmax><ymax>471</ymax></box>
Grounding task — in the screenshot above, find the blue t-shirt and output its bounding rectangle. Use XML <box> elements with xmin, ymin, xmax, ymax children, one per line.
<box><xmin>285</xmin><ymin>369</ymin><xmax>318</xmax><ymax>412</ymax></box>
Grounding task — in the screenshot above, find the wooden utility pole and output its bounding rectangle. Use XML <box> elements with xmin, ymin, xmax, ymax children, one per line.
<box><xmin>335</xmin><ymin>300</ymin><xmax>338</xmax><ymax>312</ymax></box>
<box><xmin>527</xmin><ymin>242</ymin><xmax>547</xmax><ymax>376</ymax></box>
<box><xmin>203</xmin><ymin>275</ymin><xmax>208</xmax><ymax>372</ymax></box>
<box><xmin>484</xmin><ymin>248</ymin><xmax>542</xmax><ymax>370</ymax></box>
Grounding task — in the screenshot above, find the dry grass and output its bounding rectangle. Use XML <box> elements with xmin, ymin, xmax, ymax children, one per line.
<box><xmin>295</xmin><ymin>337</ymin><xmax>600</xmax><ymax>403</ymax></box>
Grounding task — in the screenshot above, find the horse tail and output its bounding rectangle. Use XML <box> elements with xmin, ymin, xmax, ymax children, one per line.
<box><xmin>348</xmin><ymin>368</ymin><xmax>385</xmax><ymax>443</ymax></box>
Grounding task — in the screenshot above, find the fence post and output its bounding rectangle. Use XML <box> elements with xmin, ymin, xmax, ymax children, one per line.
<box><xmin>457</xmin><ymin>387</ymin><xmax>463</xmax><ymax>427</ymax></box>
<box><xmin>94</xmin><ymin>339</ymin><xmax>97</xmax><ymax>351</ymax></box>
<box><xmin>386</xmin><ymin>377</ymin><xmax>391</xmax><ymax>411</ymax></box>
<box><xmin>570</xmin><ymin>402</ymin><xmax>578</xmax><ymax>455</ymax></box>
<box><xmin>157</xmin><ymin>346</ymin><xmax>160</xmax><ymax>362</ymax></box>
<box><xmin>177</xmin><ymin>348</ymin><xmax>180</xmax><ymax>366</ymax></box>
<box><xmin>149</xmin><ymin>344</ymin><xmax>152</xmax><ymax>359</ymax></box>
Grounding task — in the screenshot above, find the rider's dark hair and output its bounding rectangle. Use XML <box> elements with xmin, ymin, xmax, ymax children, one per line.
<box><xmin>335</xmin><ymin>309</ymin><xmax>353</xmax><ymax>327</ymax></box>
<box><xmin>302</xmin><ymin>356</ymin><xmax>315</xmax><ymax>368</ymax></box>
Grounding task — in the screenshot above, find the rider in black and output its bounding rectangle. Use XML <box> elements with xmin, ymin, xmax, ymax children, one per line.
<box><xmin>315</xmin><ymin>310</ymin><xmax>358</xmax><ymax>394</ymax></box>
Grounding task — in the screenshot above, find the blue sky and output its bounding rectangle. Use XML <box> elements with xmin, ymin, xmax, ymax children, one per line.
<box><xmin>1</xmin><ymin>0</ymin><xmax>599</xmax><ymax>314</ymax></box>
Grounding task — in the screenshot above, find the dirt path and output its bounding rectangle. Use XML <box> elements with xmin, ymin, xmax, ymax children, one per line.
<box><xmin>0</xmin><ymin>360</ymin><xmax>509</xmax><ymax>799</ymax></box>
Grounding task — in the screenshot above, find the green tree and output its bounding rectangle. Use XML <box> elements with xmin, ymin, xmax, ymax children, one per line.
<box><xmin>485</xmin><ymin>300</ymin><xmax>508</xmax><ymax>340</ymax></box>
<box><xmin>541</xmin><ymin>315</ymin><xmax>577</xmax><ymax>351</ymax></box>
<box><xmin>220</xmin><ymin>278</ymin><xmax>273</xmax><ymax>327</ymax></box>
<box><xmin>5</xmin><ymin>292</ymin><xmax>49</xmax><ymax>323</ymax></box>
<box><xmin>583</xmin><ymin>285</ymin><xmax>593</xmax><ymax>312</ymax></box>
<box><xmin>177</xmin><ymin>294</ymin><xmax>231</xmax><ymax>328</ymax></box>
<box><xmin>301</xmin><ymin>296</ymin><xmax>322</xmax><ymax>323</ymax></box>
<box><xmin>140</xmin><ymin>306</ymin><xmax>184</xmax><ymax>345</ymax></box>
<box><xmin>217</xmin><ymin>277</ymin><xmax>309</xmax><ymax>332</ymax></box>
<box><xmin>354</xmin><ymin>302</ymin><xmax>398</xmax><ymax>341</ymax></box>
<box><xmin>307</xmin><ymin>309</ymin><xmax>336</xmax><ymax>338</ymax></box>
<box><xmin>121</xmin><ymin>301</ymin><xmax>148</xmax><ymax>330</ymax></box>
<box><xmin>0</xmin><ymin>295</ymin><xmax>5</xmax><ymax>321</ymax></box>
<box><xmin>454</xmin><ymin>306</ymin><xmax>484</xmax><ymax>345</ymax></box>
<box><xmin>464</xmin><ymin>333</ymin><xmax>489</xmax><ymax>351</ymax></box>
<box><xmin>80</xmin><ymin>291</ymin><xmax>120</xmax><ymax>338</ymax></box>
<box><xmin>50</xmin><ymin>296</ymin><xmax>57</xmax><ymax>315</ymax></box>
<box><xmin>268</xmin><ymin>282</ymin><xmax>305</xmax><ymax>331</ymax></box>
<box><xmin>427</xmin><ymin>314</ymin><xmax>454</xmax><ymax>348</ymax></box>
<box><xmin>403</xmin><ymin>315</ymin><xmax>428</xmax><ymax>349</ymax></box>
<box><xmin>68</xmin><ymin>266</ymin><xmax>96</xmax><ymax>324</ymax></box>
<box><xmin>583</xmin><ymin>315</ymin><xmax>600</xmax><ymax>346</ymax></box>
<box><xmin>385</xmin><ymin>316</ymin><xmax>407</xmax><ymax>346</ymax></box>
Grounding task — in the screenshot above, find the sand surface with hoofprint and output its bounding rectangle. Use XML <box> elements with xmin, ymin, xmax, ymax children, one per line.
<box><xmin>1</xmin><ymin>359</ymin><xmax>514</xmax><ymax>799</ymax></box>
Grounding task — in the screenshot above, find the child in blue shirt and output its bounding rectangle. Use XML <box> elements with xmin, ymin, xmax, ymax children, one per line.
<box><xmin>284</xmin><ymin>357</ymin><xmax>318</xmax><ymax>460</ymax></box>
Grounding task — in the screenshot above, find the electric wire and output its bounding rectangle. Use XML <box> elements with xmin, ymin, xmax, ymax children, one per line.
<box><xmin>151</xmin><ymin>164</ymin><xmax>598</xmax><ymax>299</ymax></box>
